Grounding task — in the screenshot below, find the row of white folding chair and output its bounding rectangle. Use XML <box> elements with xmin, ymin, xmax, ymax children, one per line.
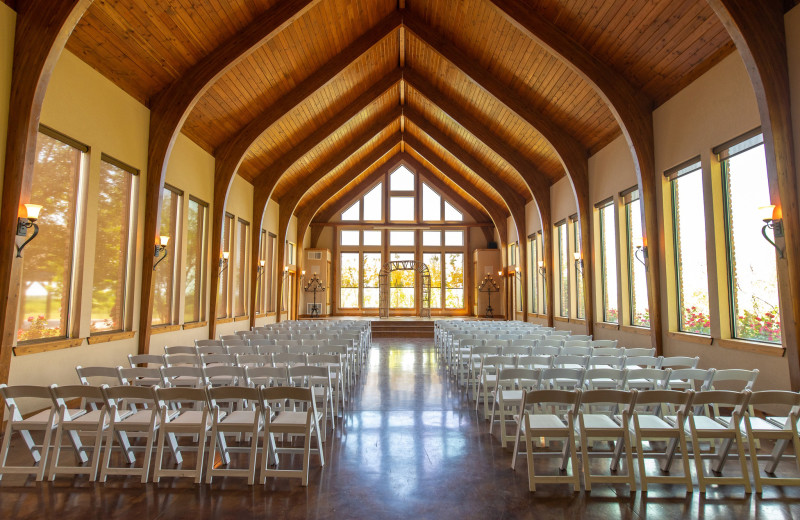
<box><xmin>0</xmin><ymin>383</ymin><xmax>326</xmax><ymax>486</ymax></box>
<box><xmin>509</xmin><ymin>387</ymin><xmax>788</xmax><ymax>493</ymax></box>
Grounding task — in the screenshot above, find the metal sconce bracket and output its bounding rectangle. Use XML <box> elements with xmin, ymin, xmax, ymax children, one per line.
<box><xmin>16</xmin><ymin>218</ymin><xmax>39</xmax><ymax>258</ymax></box>
<box><xmin>153</xmin><ymin>244</ymin><xmax>168</xmax><ymax>270</ymax></box>
<box><xmin>762</xmin><ymin>219</ymin><xmax>785</xmax><ymax>259</ymax></box>
<box><xmin>634</xmin><ymin>245</ymin><xmax>649</xmax><ymax>269</ymax></box>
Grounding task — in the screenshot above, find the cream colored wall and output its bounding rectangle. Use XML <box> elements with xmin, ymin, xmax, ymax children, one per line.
<box><xmin>150</xmin><ymin>133</ymin><xmax>216</xmax><ymax>349</ymax></box>
<box><xmin>9</xmin><ymin>50</ymin><xmax>151</xmax><ymax>389</ymax></box>
<box><xmin>254</xmin><ymin>199</ymin><xmax>280</xmax><ymax>327</ymax></box>
<box><xmin>0</xmin><ymin>4</ymin><xmax>14</xmax><ymax>198</ymax></box>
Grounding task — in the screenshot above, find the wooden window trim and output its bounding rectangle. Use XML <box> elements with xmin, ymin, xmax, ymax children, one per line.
<box><xmin>14</xmin><ymin>338</ymin><xmax>84</xmax><ymax>356</ymax></box>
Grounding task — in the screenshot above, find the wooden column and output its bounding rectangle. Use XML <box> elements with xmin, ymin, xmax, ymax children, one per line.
<box><xmin>707</xmin><ymin>0</ymin><xmax>800</xmax><ymax>389</ymax></box>
<box><xmin>0</xmin><ymin>0</ymin><xmax>92</xmax><ymax>404</ymax></box>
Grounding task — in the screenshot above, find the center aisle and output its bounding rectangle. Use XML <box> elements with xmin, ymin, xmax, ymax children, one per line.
<box><xmin>311</xmin><ymin>337</ymin><xmax>624</xmax><ymax>519</ymax></box>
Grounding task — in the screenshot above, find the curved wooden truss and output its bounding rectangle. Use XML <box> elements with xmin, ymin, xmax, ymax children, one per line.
<box><xmin>378</xmin><ymin>261</ymin><xmax>431</xmax><ymax>319</ymax></box>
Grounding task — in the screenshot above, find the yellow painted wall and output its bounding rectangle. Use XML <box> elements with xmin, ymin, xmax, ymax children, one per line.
<box><xmin>9</xmin><ymin>50</ymin><xmax>151</xmax><ymax>391</ymax></box>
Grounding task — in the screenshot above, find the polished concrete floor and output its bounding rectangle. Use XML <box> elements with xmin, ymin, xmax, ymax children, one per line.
<box><xmin>1</xmin><ymin>338</ymin><xmax>800</xmax><ymax>519</ymax></box>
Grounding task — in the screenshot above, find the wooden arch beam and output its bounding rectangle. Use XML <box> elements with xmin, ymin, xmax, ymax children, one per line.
<box><xmin>0</xmin><ymin>0</ymin><xmax>92</xmax><ymax>411</ymax></box>
<box><xmin>706</xmin><ymin>0</ymin><xmax>800</xmax><ymax>389</ymax></box>
<box><xmin>211</xmin><ymin>15</ymin><xmax>402</xmax><ymax>332</ymax></box>
<box><xmin>209</xmin><ymin>70</ymin><xmax>402</xmax><ymax>334</ymax></box>
<box><xmin>139</xmin><ymin>0</ymin><xmax>319</xmax><ymax>352</ymax></box>
<box><xmin>404</xmin><ymin>11</ymin><xmax>593</xmax><ymax>332</ymax></box>
<box><xmin>245</xmin><ymin>109</ymin><xmax>402</xmax><ymax>329</ymax></box>
<box><xmin>489</xmin><ymin>0</ymin><xmax>660</xmax><ymax>349</ymax></box>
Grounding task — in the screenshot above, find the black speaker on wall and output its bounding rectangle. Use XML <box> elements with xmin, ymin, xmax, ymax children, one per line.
<box><xmin>487</xmin><ymin>241</ymin><xmax>498</xmax><ymax>249</ymax></box>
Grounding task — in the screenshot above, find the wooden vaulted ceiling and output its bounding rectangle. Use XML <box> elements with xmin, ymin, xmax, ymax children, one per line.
<box><xmin>63</xmin><ymin>0</ymin><xmax>736</xmax><ymax>220</ymax></box>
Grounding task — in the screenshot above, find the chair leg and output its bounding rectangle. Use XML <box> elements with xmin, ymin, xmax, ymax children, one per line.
<box><xmin>302</xmin><ymin>429</ymin><xmax>312</xmax><ymax>487</ymax></box>
<box><xmin>735</xmin><ymin>430</ymin><xmax>751</xmax><ymax>494</ymax></box>
<box><xmin>635</xmin><ymin>432</ymin><xmax>648</xmax><ymax>493</ymax></box>
<box><xmin>47</xmin><ymin>421</ymin><xmax>65</xmax><ymax>481</ymax></box>
<box><xmin>579</xmin><ymin>422</ymin><xmax>591</xmax><ymax>492</ymax></box>
<box><xmin>511</xmin><ymin>421</ymin><xmax>523</xmax><ymax>469</ymax></box>
<box><xmin>747</xmin><ymin>425</ymin><xmax>762</xmax><ymax>494</ymax></box>
<box><xmin>525</xmin><ymin>429</ymin><xmax>535</xmax><ymax>492</ymax></box>
<box><xmin>194</xmin><ymin>427</ymin><xmax>206</xmax><ymax>485</ymax></box>
<box><xmin>141</xmin><ymin>425</ymin><xmax>156</xmax><ymax>484</ymax></box>
<box><xmin>153</xmin><ymin>423</ymin><xmax>167</xmax><ymax>483</ymax></box>
<box><xmin>690</xmin><ymin>426</ymin><xmax>706</xmax><ymax>493</ymax></box>
<box><xmin>569</xmin><ymin>432</ymin><xmax>580</xmax><ymax>492</ymax></box>
<box><xmin>205</xmin><ymin>422</ymin><xmax>219</xmax><ymax>484</ymax></box>
<box><xmin>89</xmin><ymin>420</ymin><xmax>107</xmax><ymax>481</ymax></box>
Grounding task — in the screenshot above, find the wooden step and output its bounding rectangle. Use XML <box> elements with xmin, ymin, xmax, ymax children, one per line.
<box><xmin>370</xmin><ymin>320</ymin><xmax>435</xmax><ymax>338</ymax></box>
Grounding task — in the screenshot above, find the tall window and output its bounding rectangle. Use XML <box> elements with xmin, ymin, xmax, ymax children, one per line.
<box><xmin>529</xmin><ymin>235</ymin><xmax>539</xmax><ymax>314</ymax></box>
<box><xmin>598</xmin><ymin>200</ymin><xmax>618</xmax><ymax>323</ymax></box>
<box><xmin>556</xmin><ymin>221</ymin><xmax>569</xmax><ymax>317</ymax></box>
<box><xmin>624</xmin><ymin>188</ymin><xmax>649</xmax><ymax>327</ymax></box>
<box><xmin>185</xmin><ymin>197</ymin><xmax>208</xmax><ymax>324</ymax></box>
<box><xmin>719</xmin><ymin>132</ymin><xmax>781</xmax><ymax>343</ymax></box>
<box><xmin>445</xmin><ymin>253</ymin><xmax>464</xmax><ymax>308</ymax></box>
<box><xmin>233</xmin><ymin>218</ymin><xmax>249</xmax><ymax>317</ymax></box>
<box><xmin>91</xmin><ymin>155</ymin><xmax>136</xmax><ymax>333</ymax></box>
<box><xmin>17</xmin><ymin>128</ymin><xmax>86</xmax><ymax>342</ymax></box>
<box><xmin>217</xmin><ymin>213</ymin><xmax>233</xmax><ymax>318</ymax></box>
<box><xmin>340</xmin><ymin>253</ymin><xmax>359</xmax><ymax>308</ymax></box>
<box><xmin>153</xmin><ymin>185</ymin><xmax>182</xmax><ymax>326</ymax></box>
<box><xmin>510</xmin><ymin>243</ymin><xmax>521</xmax><ymax>313</ymax></box>
<box><xmin>572</xmin><ymin>218</ymin><xmax>585</xmax><ymax>319</ymax></box>
<box><xmin>669</xmin><ymin>159</ymin><xmax>709</xmax><ymax>334</ymax></box>
<box><xmin>257</xmin><ymin>230</ymin><xmax>266</xmax><ymax>314</ymax></box>
<box><xmin>390</xmin><ymin>252</ymin><xmax>415</xmax><ymax>308</ymax></box>
<box><xmin>266</xmin><ymin>233</ymin><xmax>276</xmax><ymax>313</ymax></box>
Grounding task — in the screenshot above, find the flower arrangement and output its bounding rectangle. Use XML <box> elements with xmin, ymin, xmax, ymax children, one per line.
<box><xmin>17</xmin><ymin>315</ymin><xmax>61</xmax><ymax>342</ymax></box>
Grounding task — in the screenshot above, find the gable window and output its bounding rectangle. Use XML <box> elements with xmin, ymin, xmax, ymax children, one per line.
<box><xmin>718</xmin><ymin>131</ymin><xmax>781</xmax><ymax>343</ymax></box>
<box><xmin>91</xmin><ymin>155</ymin><xmax>137</xmax><ymax>334</ymax></box>
<box><xmin>17</xmin><ymin>128</ymin><xmax>87</xmax><ymax>343</ymax></box>
<box><xmin>668</xmin><ymin>159</ymin><xmax>709</xmax><ymax>334</ymax></box>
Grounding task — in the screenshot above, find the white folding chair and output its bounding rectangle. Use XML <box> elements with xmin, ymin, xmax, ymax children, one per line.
<box><xmin>48</xmin><ymin>384</ymin><xmax>112</xmax><ymax>481</ymax></box>
<box><xmin>152</xmin><ymin>386</ymin><xmax>214</xmax><ymax>483</ymax></box>
<box><xmin>206</xmin><ymin>386</ymin><xmax>266</xmax><ymax>485</ymax></box>
<box><xmin>512</xmin><ymin>389</ymin><xmax>581</xmax><ymax>492</ymax></box>
<box><xmin>489</xmin><ymin>368</ymin><xmax>540</xmax><ymax>448</ymax></box>
<box><xmin>99</xmin><ymin>384</ymin><xmax>177</xmax><ymax>483</ymax></box>
<box><xmin>260</xmin><ymin>386</ymin><xmax>325</xmax><ymax>486</ymax></box>
<box><xmin>0</xmin><ymin>385</ymin><xmax>62</xmax><ymax>481</ymax></box>
<box><xmin>629</xmin><ymin>389</ymin><xmax>695</xmax><ymax>493</ymax></box>
<box><xmin>744</xmin><ymin>390</ymin><xmax>800</xmax><ymax>492</ymax></box>
<box><xmin>576</xmin><ymin>389</ymin><xmax>637</xmax><ymax>492</ymax></box>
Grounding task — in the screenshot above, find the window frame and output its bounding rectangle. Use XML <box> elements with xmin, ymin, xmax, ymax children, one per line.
<box><xmin>90</xmin><ymin>153</ymin><xmax>138</xmax><ymax>335</ymax></box>
<box><xmin>184</xmin><ymin>195</ymin><xmax>208</xmax><ymax>325</ymax></box>
<box><xmin>152</xmin><ymin>183</ymin><xmax>183</xmax><ymax>327</ymax></box>
<box><xmin>597</xmin><ymin>199</ymin><xmax>618</xmax><ymax>324</ymax></box>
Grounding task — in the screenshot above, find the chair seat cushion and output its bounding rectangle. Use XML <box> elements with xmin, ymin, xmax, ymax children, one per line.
<box><xmin>220</xmin><ymin>410</ymin><xmax>259</xmax><ymax>426</ymax></box>
<box><xmin>580</xmin><ymin>414</ymin><xmax>621</xmax><ymax>430</ymax></box>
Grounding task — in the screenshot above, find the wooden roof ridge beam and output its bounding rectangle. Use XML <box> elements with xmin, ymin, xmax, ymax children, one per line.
<box><xmin>489</xmin><ymin>0</ymin><xmax>658</xmax><ymax>346</ymax></box>
<box><xmin>140</xmin><ymin>0</ymin><xmax>319</xmax><ymax>351</ymax></box>
<box><xmin>0</xmin><ymin>0</ymin><xmax>91</xmax><ymax>404</ymax></box>
<box><xmin>403</xmin><ymin>68</ymin><xmax>551</xmax><ymax>198</ymax></box>
<box><xmin>403</xmin><ymin>107</ymin><xmax>524</xmax><ymax>209</ymax></box>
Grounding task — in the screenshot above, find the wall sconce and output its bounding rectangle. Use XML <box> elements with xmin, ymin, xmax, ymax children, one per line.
<box><xmin>633</xmin><ymin>236</ymin><xmax>648</xmax><ymax>268</ymax></box>
<box><xmin>282</xmin><ymin>265</ymin><xmax>289</xmax><ymax>280</ymax></box>
<box><xmin>573</xmin><ymin>252</ymin><xmax>583</xmax><ymax>274</ymax></box>
<box><xmin>153</xmin><ymin>235</ymin><xmax>170</xmax><ymax>270</ymax></box>
<box><xmin>218</xmin><ymin>251</ymin><xmax>229</xmax><ymax>276</ymax></box>
<box><xmin>537</xmin><ymin>260</ymin><xmax>546</xmax><ymax>278</ymax></box>
<box><xmin>759</xmin><ymin>205</ymin><xmax>784</xmax><ymax>259</ymax></box>
<box><xmin>16</xmin><ymin>203</ymin><xmax>42</xmax><ymax>258</ymax></box>
<box><xmin>256</xmin><ymin>259</ymin><xmax>266</xmax><ymax>280</ymax></box>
